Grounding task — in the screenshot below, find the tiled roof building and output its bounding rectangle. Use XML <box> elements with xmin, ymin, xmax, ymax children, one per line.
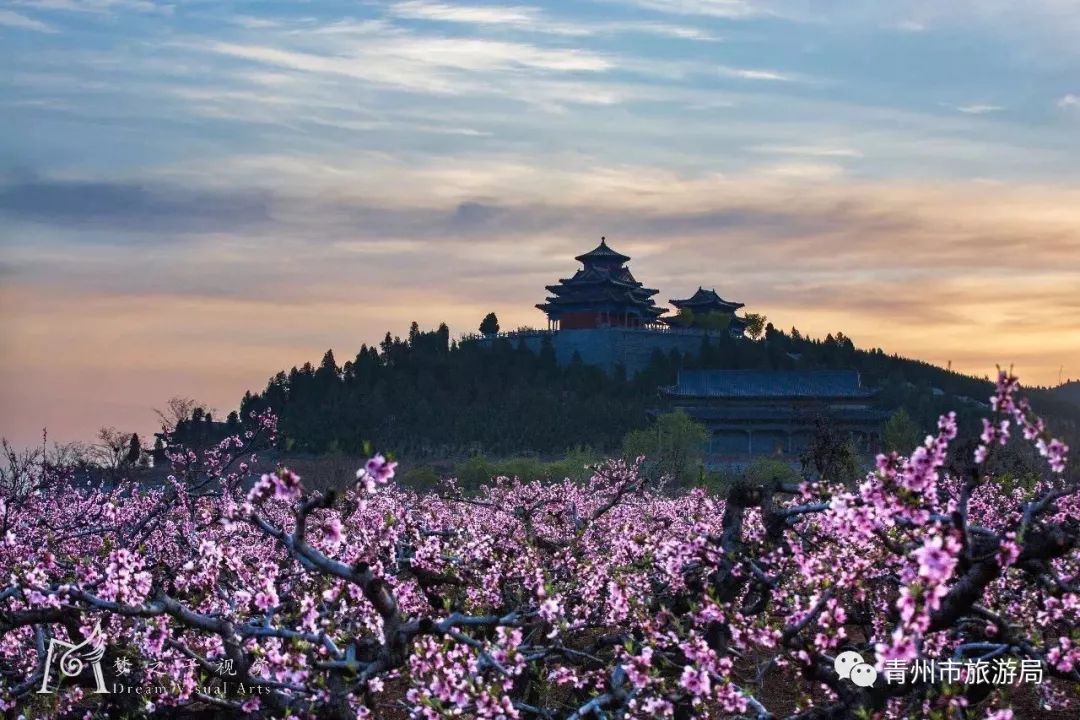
<box><xmin>663</xmin><ymin>369</ymin><xmax>888</xmax><ymax>459</ymax></box>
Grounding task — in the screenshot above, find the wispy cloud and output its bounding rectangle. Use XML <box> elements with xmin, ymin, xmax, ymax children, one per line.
<box><xmin>388</xmin><ymin>2</ymin><xmax>720</xmax><ymax>41</ymax></box>
<box><xmin>749</xmin><ymin>145</ymin><xmax>863</xmax><ymax>158</ymax></box>
<box><xmin>894</xmin><ymin>20</ymin><xmax>927</xmax><ymax>33</ymax></box>
<box><xmin>202</xmin><ymin>31</ymin><xmax>612</xmax><ymax>98</ymax></box>
<box><xmin>950</xmin><ymin>103</ymin><xmax>1005</xmax><ymax>114</ymax></box>
<box><xmin>606</xmin><ymin>21</ymin><xmax>720</xmax><ymax>41</ymax></box>
<box><xmin>0</xmin><ymin>178</ymin><xmax>271</xmax><ymax>232</ymax></box>
<box><xmin>618</xmin><ymin>0</ymin><xmax>763</xmax><ymax>19</ymax></box>
<box><xmin>389</xmin><ymin>1</ymin><xmax>589</xmax><ymax>36</ymax></box>
<box><xmin>12</xmin><ymin>0</ymin><xmax>168</xmax><ymax>15</ymax></box>
<box><xmin>717</xmin><ymin>66</ymin><xmax>800</xmax><ymax>82</ymax></box>
<box><xmin>1059</xmin><ymin>93</ymin><xmax>1079</xmax><ymax>109</ymax></box>
<box><xmin>0</xmin><ymin>9</ymin><xmax>58</xmax><ymax>32</ymax></box>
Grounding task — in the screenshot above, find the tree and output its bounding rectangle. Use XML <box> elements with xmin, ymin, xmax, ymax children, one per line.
<box><xmin>91</xmin><ymin>426</ymin><xmax>134</xmax><ymax>469</ymax></box>
<box><xmin>1</xmin><ymin>373</ymin><xmax>1076</xmax><ymax>719</ymax></box>
<box><xmin>154</xmin><ymin>396</ymin><xmax>199</xmax><ymax>432</ymax></box>
<box><xmin>622</xmin><ymin>410</ymin><xmax>708</xmax><ymax>485</ymax></box>
<box><xmin>318</xmin><ymin>349</ymin><xmax>338</xmax><ymax>376</ymax></box>
<box><xmin>800</xmin><ymin>416</ymin><xmax>858</xmax><ymax>484</ymax></box>
<box><xmin>743</xmin><ymin>312</ymin><xmax>767</xmax><ymax>340</ymax></box>
<box><xmin>694</xmin><ymin>310</ymin><xmax>733</xmax><ymax>332</ymax></box>
<box><xmin>669</xmin><ymin>307</ymin><xmax>695</xmax><ymax>328</ymax></box>
<box><xmin>670</xmin><ymin>309</ymin><xmax>731</xmax><ymax>332</ymax></box>
<box><xmin>884</xmin><ymin>407</ymin><xmax>921</xmax><ymax>453</ymax></box>
<box><xmin>479</xmin><ymin>312</ymin><xmax>500</xmax><ymax>336</ymax></box>
<box><xmin>125</xmin><ymin>433</ymin><xmax>143</xmax><ymax>466</ymax></box>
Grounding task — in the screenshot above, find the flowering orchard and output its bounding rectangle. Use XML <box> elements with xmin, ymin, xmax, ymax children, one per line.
<box><xmin>1</xmin><ymin>371</ymin><xmax>1077</xmax><ymax>719</ymax></box>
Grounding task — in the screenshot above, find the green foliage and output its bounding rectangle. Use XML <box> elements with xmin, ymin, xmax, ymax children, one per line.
<box><xmin>479</xmin><ymin>312</ymin><xmax>500</xmax><ymax>336</ymax></box>
<box><xmin>800</xmin><ymin>419</ymin><xmax>859</xmax><ymax>485</ymax></box>
<box><xmin>883</xmin><ymin>408</ymin><xmax>922</xmax><ymax>453</ymax></box>
<box><xmin>745</xmin><ymin>457</ymin><xmax>800</xmax><ymax>486</ymax></box>
<box><xmin>743</xmin><ymin>312</ymin><xmax>767</xmax><ymax>340</ymax></box>
<box><xmin>701</xmin><ymin>458</ymin><xmax>799</xmax><ymax>495</ymax></box>
<box><xmin>670</xmin><ymin>309</ymin><xmax>732</xmax><ymax>332</ymax></box>
<box><xmin>623</xmin><ymin>411</ymin><xmax>708</xmax><ymax>487</ymax></box>
<box><xmin>454</xmin><ymin>448</ymin><xmax>601</xmax><ymax>493</ymax></box>
<box><xmin>397</xmin><ymin>464</ymin><xmax>442</xmax><ymax>492</ymax></box>
<box><xmin>670</xmin><ymin>308</ymin><xmax>695</xmax><ymax>328</ymax></box>
<box><xmin>696</xmin><ymin>311</ymin><xmax>733</xmax><ymax>332</ymax></box>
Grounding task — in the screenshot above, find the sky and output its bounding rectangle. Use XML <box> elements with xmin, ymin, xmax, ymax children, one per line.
<box><xmin>1</xmin><ymin>0</ymin><xmax>1079</xmax><ymax>446</ymax></box>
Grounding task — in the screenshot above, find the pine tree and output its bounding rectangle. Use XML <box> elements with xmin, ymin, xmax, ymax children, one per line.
<box><xmin>479</xmin><ymin>312</ymin><xmax>500</xmax><ymax>336</ymax></box>
<box><xmin>125</xmin><ymin>433</ymin><xmax>142</xmax><ymax>466</ymax></box>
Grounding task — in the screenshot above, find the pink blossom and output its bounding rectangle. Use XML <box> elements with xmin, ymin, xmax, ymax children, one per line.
<box><xmin>356</xmin><ymin>453</ymin><xmax>397</xmax><ymax>493</ymax></box>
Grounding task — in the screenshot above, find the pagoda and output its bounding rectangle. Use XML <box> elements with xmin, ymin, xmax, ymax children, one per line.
<box><xmin>664</xmin><ymin>287</ymin><xmax>748</xmax><ymax>335</ymax></box>
<box><xmin>537</xmin><ymin>238</ymin><xmax>665</xmax><ymax>330</ymax></box>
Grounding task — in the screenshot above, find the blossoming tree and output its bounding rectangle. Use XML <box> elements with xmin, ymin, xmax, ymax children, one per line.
<box><xmin>0</xmin><ymin>372</ymin><xmax>1076</xmax><ymax>719</ymax></box>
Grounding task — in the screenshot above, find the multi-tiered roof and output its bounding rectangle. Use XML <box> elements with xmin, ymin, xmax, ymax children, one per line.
<box><xmin>663</xmin><ymin>286</ymin><xmax>748</xmax><ymax>334</ymax></box>
<box><xmin>669</xmin><ymin>287</ymin><xmax>744</xmax><ymax>315</ymax></box>
<box><xmin>536</xmin><ymin>238</ymin><xmax>665</xmax><ymax>329</ymax></box>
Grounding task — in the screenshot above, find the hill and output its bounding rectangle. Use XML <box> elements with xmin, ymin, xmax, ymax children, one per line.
<box><xmin>1051</xmin><ymin>380</ymin><xmax>1080</xmax><ymax>408</ymax></box>
<box><xmin>210</xmin><ymin>322</ymin><xmax>1078</xmax><ymax>468</ymax></box>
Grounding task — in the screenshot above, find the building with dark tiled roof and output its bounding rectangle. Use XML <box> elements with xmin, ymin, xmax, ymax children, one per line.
<box><xmin>663</xmin><ymin>287</ymin><xmax>748</xmax><ymax>336</ymax></box>
<box><xmin>663</xmin><ymin>369</ymin><xmax>888</xmax><ymax>459</ymax></box>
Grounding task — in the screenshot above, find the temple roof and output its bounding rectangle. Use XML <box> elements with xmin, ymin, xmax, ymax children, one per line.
<box><xmin>574</xmin><ymin>237</ymin><xmax>630</xmax><ymax>265</ymax></box>
<box><xmin>665</xmin><ymin>370</ymin><xmax>876</xmax><ymax>399</ymax></box>
<box><xmin>537</xmin><ymin>285</ymin><xmax>666</xmax><ymax>317</ymax></box>
<box><xmin>670</xmin><ymin>287</ymin><xmax>744</xmax><ymax>312</ymax></box>
<box><xmin>539</xmin><ymin>237</ymin><xmax>664</xmax><ymax>319</ymax></box>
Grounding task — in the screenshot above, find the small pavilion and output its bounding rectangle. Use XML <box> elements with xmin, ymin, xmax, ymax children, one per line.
<box><xmin>663</xmin><ymin>287</ymin><xmax>748</xmax><ymax>336</ymax></box>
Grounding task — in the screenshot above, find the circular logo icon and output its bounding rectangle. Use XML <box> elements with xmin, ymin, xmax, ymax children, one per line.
<box><xmin>850</xmin><ymin>663</ymin><xmax>878</xmax><ymax>687</ymax></box>
<box><xmin>834</xmin><ymin>650</ymin><xmax>863</xmax><ymax>680</ymax></box>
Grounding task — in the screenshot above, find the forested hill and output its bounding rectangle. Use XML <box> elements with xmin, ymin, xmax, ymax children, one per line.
<box><xmin>222</xmin><ymin>322</ymin><xmax>1079</xmax><ymax>459</ymax></box>
<box><xmin>1053</xmin><ymin>380</ymin><xmax>1080</xmax><ymax>408</ymax></box>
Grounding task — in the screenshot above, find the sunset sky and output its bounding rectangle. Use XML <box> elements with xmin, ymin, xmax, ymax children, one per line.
<box><xmin>1</xmin><ymin>1</ymin><xmax>1079</xmax><ymax>446</ymax></box>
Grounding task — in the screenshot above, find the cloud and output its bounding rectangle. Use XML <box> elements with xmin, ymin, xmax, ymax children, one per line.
<box><xmin>8</xmin><ymin>161</ymin><xmax>1080</xmax><ymax>277</ymax></box>
<box><xmin>10</xmin><ymin>0</ymin><xmax>167</xmax><ymax>14</ymax></box>
<box><xmin>0</xmin><ymin>9</ymin><xmax>58</xmax><ymax>32</ymax></box>
<box><xmin>951</xmin><ymin>104</ymin><xmax>1005</xmax><ymax>114</ymax></box>
<box><xmin>605</xmin><ymin>22</ymin><xmax>721</xmax><ymax>41</ymax></box>
<box><xmin>1059</xmin><ymin>94</ymin><xmax>1079</xmax><ymax>109</ymax></box>
<box><xmin>388</xmin><ymin>1</ymin><xmax>590</xmax><ymax>36</ymax></box>
<box><xmin>748</xmin><ymin>145</ymin><xmax>863</xmax><ymax>158</ymax></box>
<box><xmin>894</xmin><ymin>20</ymin><xmax>926</xmax><ymax>33</ymax></box>
<box><xmin>387</xmin><ymin>2</ymin><xmax>720</xmax><ymax>41</ymax></box>
<box><xmin>617</xmin><ymin>0</ymin><xmax>763</xmax><ymax>19</ymax></box>
<box><xmin>0</xmin><ymin>179</ymin><xmax>271</xmax><ymax>233</ymax></box>
<box><xmin>202</xmin><ymin>32</ymin><xmax>612</xmax><ymax>98</ymax></box>
<box><xmin>717</xmin><ymin>66</ymin><xmax>799</xmax><ymax>82</ymax></box>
